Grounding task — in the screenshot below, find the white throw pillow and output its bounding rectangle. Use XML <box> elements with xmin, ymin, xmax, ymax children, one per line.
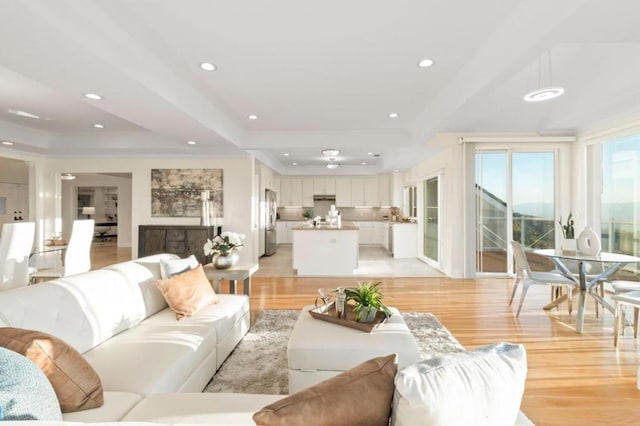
<box><xmin>392</xmin><ymin>342</ymin><xmax>527</xmax><ymax>426</ymax></box>
<box><xmin>159</xmin><ymin>255</ymin><xmax>199</xmax><ymax>279</ymax></box>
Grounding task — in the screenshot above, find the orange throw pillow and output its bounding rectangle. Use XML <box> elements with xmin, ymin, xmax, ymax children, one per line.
<box><xmin>0</xmin><ymin>328</ymin><xmax>104</xmax><ymax>413</ymax></box>
<box><xmin>253</xmin><ymin>354</ymin><xmax>397</xmax><ymax>426</ymax></box>
<box><xmin>155</xmin><ymin>264</ymin><xmax>219</xmax><ymax>319</ymax></box>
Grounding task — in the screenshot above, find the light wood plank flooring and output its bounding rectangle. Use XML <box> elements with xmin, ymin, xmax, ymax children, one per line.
<box><xmin>93</xmin><ymin>245</ymin><xmax>640</xmax><ymax>425</ymax></box>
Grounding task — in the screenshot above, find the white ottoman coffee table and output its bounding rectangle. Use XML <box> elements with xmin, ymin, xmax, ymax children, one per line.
<box><xmin>287</xmin><ymin>305</ymin><xmax>422</xmax><ymax>393</ymax></box>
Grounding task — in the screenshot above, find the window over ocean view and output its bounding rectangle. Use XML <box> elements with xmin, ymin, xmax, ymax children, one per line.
<box><xmin>602</xmin><ymin>134</ymin><xmax>639</xmax><ymax>264</ymax></box>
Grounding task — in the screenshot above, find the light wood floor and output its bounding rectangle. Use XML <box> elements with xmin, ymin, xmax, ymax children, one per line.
<box><xmin>94</xmin><ymin>245</ymin><xmax>640</xmax><ymax>425</ymax></box>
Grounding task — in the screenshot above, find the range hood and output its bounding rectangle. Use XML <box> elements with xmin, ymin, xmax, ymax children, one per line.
<box><xmin>313</xmin><ymin>195</ymin><xmax>336</xmax><ymax>201</ymax></box>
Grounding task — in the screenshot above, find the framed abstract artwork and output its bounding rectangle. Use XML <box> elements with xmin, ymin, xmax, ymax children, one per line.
<box><xmin>151</xmin><ymin>169</ymin><xmax>223</xmax><ymax>217</ymax></box>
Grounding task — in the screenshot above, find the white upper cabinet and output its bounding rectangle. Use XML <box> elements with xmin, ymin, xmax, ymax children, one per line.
<box><xmin>378</xmin><ymin>175</ymin><xmax>390</xmax><ymax>207</ymax></box>
<box><xmin>314</xmin><ymin>177</ymin><xmax>336</xmax><ymax>195</ymax></box>
<box><xmin>335</xmin><ymin>177</ymin><xmax>352</xmax><ymax>207</ymax></box>
<box><xmin>302</xmin><ymin>177</ymin><xmax>314</xmax><ymax>207</ymax></box>
<box><xmin>280</xmin><ymin>177</ymin><xmax>303</xmax><ymax>206</ymax></box>
<box><xmin>351</xmin><ymin>177</ymin><xmax>365</xmax><ymax>206</ymax></box>
<box><xmin>364</xmin><ymin>176</ymin><xmax>379</xmax><ymax>207</ymax></box>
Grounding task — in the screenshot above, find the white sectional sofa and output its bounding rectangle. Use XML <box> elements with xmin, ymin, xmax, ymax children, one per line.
<box><xmin>0</xmin><ymin>254</ymin><xmax>278</xmax><ymax>424</ymax></box>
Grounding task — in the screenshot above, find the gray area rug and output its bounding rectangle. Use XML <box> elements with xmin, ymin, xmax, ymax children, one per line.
<box><xmin>204</xmin><ymin>309</ymin><xmax>463</xmax><ymax>395</ymax></box>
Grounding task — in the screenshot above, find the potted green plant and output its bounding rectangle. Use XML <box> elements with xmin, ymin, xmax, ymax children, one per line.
<box><xmin>302</xmin><ymin>209</ymin><xmax>313</xmax><ymax>220</ymax></box>
<box><xmin>558</xmin><ymin>213</ymin><xmax>576</xmax><ymax>253</ymax></box>
<box><xmin>345</xmin><ymin>281</ymin><xmax>392</xmax><ymax>323</ymax></box>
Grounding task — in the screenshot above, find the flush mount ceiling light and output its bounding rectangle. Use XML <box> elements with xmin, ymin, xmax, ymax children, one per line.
<box><xmin>187</xmin><ymin>140</ymin><xmax>197</xmax><ymax>145</ymax></box>
<box><xmin>199</xmin><ymin>62</ymin><xmax>216</xmax><ymax>71</ymax></box>
<box><xmin>248</xmin><ymin>114</ymin><xmax>258</xmax><ymax>120</ymax></box>
<box><xmin>388</xmin><ymin>112</ymin><xmax>399</xmax><ymax>118</ymax></box>
<box><xmin>321</xmin><ymin>149</ymin><xmax>340</xmax><ymax>157</ymax></box>
<box><xmin>8</xmin><ymin>109</ymin><xmax>40</xmax><ymax>119</ymax></box>
<box><xmin>60</xmin><ymin>173</ymin><xmax>76</xmax><ymax>180</ymax></box>
<box><xmin>2</xmin><ymin>141</ymin><xmax>14</xmax><ymax>146</ymax></box>
<box><xmin>523</xmin><ymin>87</ymin><xmax>565</xmax><ymax>102</ymax></box>
<box><xmin>93</xmin><ymin>123</ymin><xmax>104</xmax><ymax>129</ymax></box>
<box><xmin>524</xmin><ymin>50</ymin><xmax>564</xmax><ymax>103</ymax></box>
<box><xmin>418</xmin><ymin>58</ymin><xmax>435</xmax><ymax>68</ymax></box>
<box><xmin>83</xmin><ymin>93</ymin><xmax>103</xmax><ymax>100</ymax></box>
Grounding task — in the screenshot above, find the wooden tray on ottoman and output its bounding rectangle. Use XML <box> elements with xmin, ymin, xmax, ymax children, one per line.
<box><xmin>309</xmin><ymin>302</ymin><xmax>388</xmax><ymax>333</ymax></box>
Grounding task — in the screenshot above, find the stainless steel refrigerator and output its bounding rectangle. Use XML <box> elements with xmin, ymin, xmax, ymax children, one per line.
<box><xmin>265</xmin><ymin>189</ymin><xmax>277</xmax><ymax>256</ymax></box>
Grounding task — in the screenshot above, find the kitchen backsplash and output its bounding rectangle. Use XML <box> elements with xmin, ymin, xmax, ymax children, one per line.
<box><xmin>277</xmin><ymin>206</ymin><xmax>394</xmax><ymax>221</ymax></box>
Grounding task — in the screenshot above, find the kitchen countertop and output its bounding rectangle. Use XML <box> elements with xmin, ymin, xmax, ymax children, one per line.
<box><xmin>291</xmin><ymin>222</ymin><xmax>359</xmax><ymax>231</ymax></box>
<box><xmin>279</xmin><ymin>219</ymin><xmax>416</xmax><ymax>224</ymax></box>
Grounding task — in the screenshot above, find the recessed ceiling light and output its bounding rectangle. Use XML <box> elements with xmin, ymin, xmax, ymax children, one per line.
<box><xmin>199</xmin><ymin>62</ymin><xmax>216</xmax><ymax>71</ymax></box>
<box><xmin>187</xmin><ymin>140</ymin><xmax>197</xmax><ymax>145</ymax></box>
<box><xmin>321</xmin><ymin>149</ymin><xmax>340</xmax><ymax>157</ymax></box>
<box><xmin>367</xmin><ymin>152</ymin><xmax>374</xmax><ymax>156</ymax></box>
<box><xmin>523</xmin><ymin>87</ymin><xmax>565</xmax><ymax>102</ymax></box>
<box><xmin>292</xmin><ymin>162</ymin><xmax>297</xmax><ymax>166</ymax></box>
<box><xmin>8</xmin><ymin>109</ymin><xmax>40</xmax><ymax>119</ymax></box>
<box><xmin>284</xmin><ymin>153</ymin><xmax>289</xmax><ymax>156</ymax></box>
<box><xmin>326</xmin><ymin>163</ymin><xmax>339</xmax><ymax>169</ymax></box>
<box><xmin>393</xmin><ymin>169</ymin><xmax>400</xmax><ymax>173</ymax></box>
<box><xmin>93</xmin><ymin>123</ymin><xmax>104</xmax><ymax>129</ymax></box>
<box><xmin>388</xmin><ymin>113</ymin><xmax>399</xmax><ymax>118</ymax></box>
<box><xmin>60</xmin><ymin>173</ymin><xmax>76</xmax><ymax>180</ymax></box>
<box><xmin>418</xmin><ymin>58</ymin><xmax>435</xmax><ymax>68</ymax></box>
<box><xmin>248</xmin><ymin>114</ymin><xmax>258</xmax><ymax>120</ymax></box>
<box><xmin>361</xmin><ymin>162</ymin><xmax>367</xmax><ymax>165</ymax></box>
<box><xmin>83</xmin><ymin>93</ymin><xmax>103</xmax><ymax>100</ymax></box>
<box><xmin>2</xmin><ymin>141</ymin><xmax>14</xmax><ymax>146</ymax></box>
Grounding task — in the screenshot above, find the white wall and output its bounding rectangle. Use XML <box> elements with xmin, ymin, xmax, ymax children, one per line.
<box><xmin>43</xmin><ymin>157</ymin><xmax>256</xmax><ymax>262</ymax></box>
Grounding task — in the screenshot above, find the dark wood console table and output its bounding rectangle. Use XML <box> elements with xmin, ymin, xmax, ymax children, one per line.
<box><xmin>138</xmin><ymin>225</ymin><xmax>216</xmax><ymax>264</ymax></box>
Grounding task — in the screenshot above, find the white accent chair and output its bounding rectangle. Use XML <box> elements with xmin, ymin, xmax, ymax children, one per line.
<box><xmin>509</xmin><ymin>240</ymin><xmax>577</xmax><ymax>317</ymax></box>
<box><xmin>612</xmin><ymin>290</ymin><xmax>640</xmax><ymax>347</ymax></box>
<box><xmin>32</xmin><ymin>219</ymin><xmax>94</xmax><ymax>281</ymax></box>
<box><xmin>0</xmin><ymin>222</ymin><xmax>36</xmax><ymax>291</ymax></box>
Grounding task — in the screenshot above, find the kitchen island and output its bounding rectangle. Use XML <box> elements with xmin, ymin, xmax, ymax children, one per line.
<box><xmin>292</xmin><ymin>222</ymin><xmax>359</xmax><ymax>276</ymax></box>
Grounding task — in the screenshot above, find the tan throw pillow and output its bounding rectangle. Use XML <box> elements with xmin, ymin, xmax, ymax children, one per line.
<box><xmin>253</xmin><ymin>353</ymin><xmax>397</xmax><ymax>426</ymax></box>
<box><xmin>0</xmin><ymin>327</ymin><xmax>104</xmax><ymax>413</ymax></box>
<box><xmin>155</xmin><ymin>264</ymin><xmax>219</xmax><ymax>320</ymax></box>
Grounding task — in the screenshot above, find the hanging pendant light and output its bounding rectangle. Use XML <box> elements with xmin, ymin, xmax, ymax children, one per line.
<box><xmin>524</xmin><ymin>50</ymin><xmax>565</xmax><ymax>102</ymax></box>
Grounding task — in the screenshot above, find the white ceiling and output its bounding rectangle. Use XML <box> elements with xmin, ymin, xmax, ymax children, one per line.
<box><xmin>1</xmin><ymin>0</ymin><xmax>639</xmax><ymax>174</ymax></box>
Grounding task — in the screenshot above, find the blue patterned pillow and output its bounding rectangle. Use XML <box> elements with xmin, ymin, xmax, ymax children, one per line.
<box><xmin>0</xmin><ymin>347</ymin><xmax>62</xmax><ymax>420</ymax></box>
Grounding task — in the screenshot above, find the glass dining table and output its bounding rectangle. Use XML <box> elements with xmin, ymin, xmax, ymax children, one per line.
<box><xmin>534</xmin><ymin>249</ymin><xmax>640</xmax><ymax>333</ymax></box>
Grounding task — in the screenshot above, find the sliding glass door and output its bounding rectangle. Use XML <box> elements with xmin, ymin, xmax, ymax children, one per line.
<box><xmin>422</xmin><ymin>177</ymin><xmax>439</xmax><ymax>262</ymax></box>
<box><xmin>476</xmin><ymin>151</ymin><xmax>555</xmax><ymax>274</ymax></box>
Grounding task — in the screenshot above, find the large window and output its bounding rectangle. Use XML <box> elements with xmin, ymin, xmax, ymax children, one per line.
<box><xmin>476</xmin><ymin>151</ymin><xmax>555</xmax><ymax>274</ymax></box>
<box><xmin>601</xmin><ymin>135</ymin><xmax>640</xmax><ymax>264</ymax></box>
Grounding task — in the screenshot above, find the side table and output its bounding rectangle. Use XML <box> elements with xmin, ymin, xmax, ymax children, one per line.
<box><xmin>203</xmin><ymin>262</ymin><xmax>259</xmax><ymax>296</ymax></box>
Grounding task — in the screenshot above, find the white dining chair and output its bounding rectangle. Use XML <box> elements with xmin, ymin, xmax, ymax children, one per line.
<box><xmin>509</xmin><ymin>240</ymin><xmax>578</xmax><ymax>317</ymax></box>
<box><xmin>31</xmin><ymin>219</ymin><xmax>94</xmax><ymax>281</ymax></box>
<box><xmin>0</xmin><ymin>222</ymin><xmax>36</xmax><ymax>291</ymax></box>
<box><xmin>612</xmin><ymin>290</ymin><xmax>640</xmax><ymax>347</ymax></box>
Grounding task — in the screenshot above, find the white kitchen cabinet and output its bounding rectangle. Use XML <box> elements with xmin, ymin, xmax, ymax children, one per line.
<box><xmin>356</xmin><ymin>221</ymin><xmax>376</xmax><ymax>245</ymax></box>
<box><xmin>380</xmin><ymin>222</ymin><xmax>390</xmax><ymax>251</ymax></box>
<box><xmin>352</xmin><ymin>177</ymin><xmax>379</xmax><ymax>207</ymax></box>
<box><xmin>280</xmin><ymin>177</ymin><xmax>303</xmax><ymax>207</ymax></box>
<box><xmin>392</xmin><ymin>223</ymin><xmax>418</xmax><ymax>258</ymax></box>
<box><xmin>314</xmin><ymin>177</ymin><xmax>336</xmax><ymax>195</ymax></box>
<box><xmin>351</xmin><ymin>177</ymin><xmax>365</xmax><ymax>206</ymax></box>
<box><xmin>273</xmin><ymin>176</ymin><xmax>281</xmax><ymax>205</ymax></box>
<box><xmin>364</xmin><ymin>176</ymin><xmax>379</xmax><ymax>207</ymax></box>
<box><xmin>335</xmin><ymin>177</ymin><xmax>352</xmax><ymax>207</ymax></box>
<box><xmin>276</xmin><ymin>222</ymin><xmax>287</xmax><ymax>244</ymax></box>
<box><xmin>302</xmin><ymin>177</ymin><xmax>314</xmax><ymax>207</ymax></box>
<box><xmin>378</xmin><ymin>175</ymin><xmax>390</xmax><ymax>207</ymax></box>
